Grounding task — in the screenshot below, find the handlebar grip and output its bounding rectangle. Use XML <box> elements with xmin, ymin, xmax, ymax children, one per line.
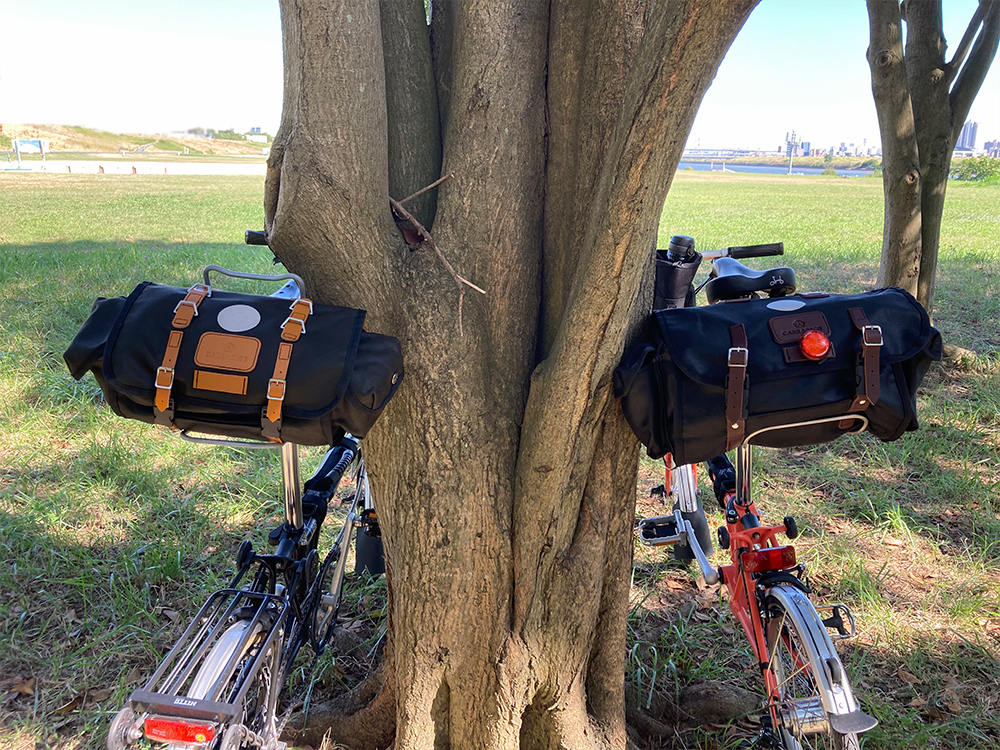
<box><xmin>245</xmin><ymin>230</ymin><xmax>268</xmax><ymax>246</ymax></box>
<box><xmin>728</xmin><ymin>242</ymin><xmax>784</xmax><ymax>258</ymax></box>
<box><xmin>303</xmin><ymin>437</ymin><xmax>359</xmax><ymax>499</ymax></box>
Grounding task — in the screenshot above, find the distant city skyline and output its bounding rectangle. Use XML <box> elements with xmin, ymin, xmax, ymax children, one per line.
<box><xmin>686</xmin><ymin>0</ymin><xmax>999</xmax><ymax>152</ymax></box>
<box><xmin>1</xmin><ymin>0</ymin><xmax>997</xmax><ymax>150</ymax></box>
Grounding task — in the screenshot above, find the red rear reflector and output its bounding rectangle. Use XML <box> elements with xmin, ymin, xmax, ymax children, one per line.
<box><xmin>799</xmin><ymin>330</ymin><xmax>831</xmax><ymax>361</ymax></box>
<box><xmin>144</xmin><ymin>716</ymin><xmax>216</xmax><ymax>744</ymax></box>
<box><xmin>741</xmin><ymin>545</ymin><xmax>796</xmax><ymax>573</ymax></box>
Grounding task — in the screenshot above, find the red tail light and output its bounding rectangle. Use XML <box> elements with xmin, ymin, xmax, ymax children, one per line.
<box><xmin>144</xmin><ymin>716</ymin><xmax>216</xmax><ymax>744</ymax></box>
<box><xmin>799</xmin><ymin>330</ymin><xmax>831</xmax><ymax>361</ymax></box>
<box><xmin>741</xmin><ymin>545</ymin><xmax>796</xmax><ymax>573</ymax></box>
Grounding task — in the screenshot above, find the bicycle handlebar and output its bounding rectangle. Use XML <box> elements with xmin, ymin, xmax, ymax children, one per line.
<box><xmin>727</xmin><ymin>242</ymin><xmax>784</xmax><ymax>259</ymax></box>
<box><xmin>245</xmin><ymin>230</ymin><xmax>268</xmax><ymax>246</ymax></box>
<box><xmin>700</xmin><ymin>242</ymin><xmax>784</xmax><ymax>261</ymax></box>
<box><xmin>303</xmin><ymin>436</ymin><xmax>359</xmax><ymax>502</ymax></box>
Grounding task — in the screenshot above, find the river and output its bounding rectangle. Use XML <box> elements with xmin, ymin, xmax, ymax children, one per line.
<box><xmin>678</xmin><ymin>161</ymin><xmax>874</xmax><ymax>178</ymax></box>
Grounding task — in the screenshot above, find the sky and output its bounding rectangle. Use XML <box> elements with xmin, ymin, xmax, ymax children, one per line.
<box><xmin>0</xmin><ymin>0</ymin><xmax>998</xmax><ymax>150</ymax></box>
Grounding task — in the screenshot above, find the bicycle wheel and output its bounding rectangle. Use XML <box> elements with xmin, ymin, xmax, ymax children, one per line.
<box><xmin>190</xmin><ymin>617</ymin><xmax>282</xmax><ymax>750</ymax></box>
<box><xmin>310</xmin><ymin>542</ymin><xmax>349</xmax><ymax>651</ymax></box>
<box><xmin>764</xmin><ymin>587</ymin><xmax>871</xmax><ymax>750</ymax></box>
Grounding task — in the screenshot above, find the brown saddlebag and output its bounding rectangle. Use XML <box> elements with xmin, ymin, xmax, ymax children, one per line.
<box><xmin>613</xmin><ymin>287</ymin><xmax>941</xmax><ymax>465</ymax></box>
<box><xmin>64</xmin><ymin>281</ymin><xmax>403</xmax><ymax>445</ymax></box>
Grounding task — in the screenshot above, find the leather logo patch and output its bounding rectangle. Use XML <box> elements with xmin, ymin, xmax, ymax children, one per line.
<box><xmin>768</xmin><ymin>312</ymin><xmax>830</xmax><ymax>344</ymax></box>
<box><xmin>194</xmin><ymin>333</ymin><xmax>261</xmax><ymax>372</ymax></box>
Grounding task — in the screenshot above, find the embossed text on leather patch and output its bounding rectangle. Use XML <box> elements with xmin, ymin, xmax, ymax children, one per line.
<box><xmin>768</xmin><ymin>312</ymin><xmax>831</xmax><ymax>344</ymax></box>
<box><xmin>194</xmin><ymin>333</ymin><xmax>261</xmax><ymax>372</ymax></box>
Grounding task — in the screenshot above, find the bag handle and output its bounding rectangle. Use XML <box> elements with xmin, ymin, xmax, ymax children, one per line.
<box><xmin>202</xmin><ymin>264</ymin><xmax>307</xmax><ymax>298</ymax></box>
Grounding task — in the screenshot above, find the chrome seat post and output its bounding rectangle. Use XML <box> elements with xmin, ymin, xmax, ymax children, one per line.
<box><xmin>736</xmin><ymin>443</ymin><xmax>753</xmax><ymax>506</ymax></box>
<box><xmin>280</xmin><ymin>442</ymin><xmax>303</xmax><ymax>531</ymax></box>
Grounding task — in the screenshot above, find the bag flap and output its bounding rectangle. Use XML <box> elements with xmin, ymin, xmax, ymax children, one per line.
<box><xmin>64</xmin><ymin>296</ymin><xmax>128</xmax><ymax>380</ymax></box>
<box><xmin>652</xmin><ymin>287</ymin><xmax>935</xmax><ymax>387</ymax></box>
<box><xmin>102</xmin><ymin>283</ymin><xmax>366</xmax><ymax>417</ymax></box>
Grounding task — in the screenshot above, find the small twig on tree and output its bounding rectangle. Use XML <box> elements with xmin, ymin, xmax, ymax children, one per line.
<box><xmin>397</xmin><ymin>171</ymin><xmax>455</xmax><ymax>206</ymax></box>
<box><xmin>389</xmin><ymin>195</ymin><xmax>485</xmax><ymax>335</ymax></box>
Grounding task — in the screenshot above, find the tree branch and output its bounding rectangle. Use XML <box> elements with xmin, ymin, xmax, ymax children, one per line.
<box><xmin>398</xmin><ymin>171</ymin><xmax>454</xmax><ymax>206</ymax></box>
<box><xmin>949</xmin><ymin>0</ymin><xmax>1000</xmax><ymax>131</ymax></box>
<box><xmin>945</xmin><ymin>0</ymin><xmax>989</xmax><ymax>83</ymax></box>
<box><xmin>389</xmin><ymin>195</ymin><xmax>485</xmax><ymax>335</ymax></box>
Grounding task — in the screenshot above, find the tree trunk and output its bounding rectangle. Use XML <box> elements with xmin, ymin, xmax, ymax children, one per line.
<box><xmin>264</xmin><ymin>1</ymin><xmax>758</xmax><ymax>747</ymax></box>
<box><xmin>867</xmin><ymin>0</ymin><xmax>921</xmax><ymax>294</ymax></box>
<box><xmin>870</xmin><ymin>0</ymin><xmax>1000</xmax><ymax>314</ymax></box>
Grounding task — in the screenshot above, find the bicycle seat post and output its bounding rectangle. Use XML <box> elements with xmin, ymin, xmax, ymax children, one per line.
<box><xmin>735</xmin><ymin>443</ymin><xmax>753</xmax><ymax>507</ymax></box>
<box><xmin>280</xmin><ymin>442</ymin><xmax>304</xmax><ymax>531</ymax></box>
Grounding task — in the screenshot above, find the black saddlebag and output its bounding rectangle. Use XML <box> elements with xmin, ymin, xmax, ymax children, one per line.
<box><xmin>65</xmin><ymin>281</ymin><xmax>403</xmax><ymax>445</ymax></box>
<box><xmin>614</xmin><ymin>288</ymin><xmax>941</xmax><ymax>465</ymax></box>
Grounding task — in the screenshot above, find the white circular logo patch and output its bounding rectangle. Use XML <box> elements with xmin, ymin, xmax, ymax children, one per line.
<box><xmin>766</xmin><ymin>299</ymin><xmax>806</xmax><ymax>312</ymax></box>
<box><xmin>217</xmin><ymin>304</ymin><xmax>262</xmax><ymax>332</ymax></box>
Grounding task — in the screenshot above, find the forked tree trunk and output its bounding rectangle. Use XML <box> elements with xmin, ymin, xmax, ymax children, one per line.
<box><xmin>264</xmin><ymin>1</ymin><xmax>757</xmax><ymax>747</ymax></box>
<box><xmin>867</xmin><ymin>0</ymin><xmax>999</xmax><ymax>314</ymax></box>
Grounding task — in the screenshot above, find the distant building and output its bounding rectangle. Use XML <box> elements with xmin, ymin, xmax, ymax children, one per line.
<box><xmin>957</xmin><ymin>121</ymin><xmax>978</xmax><ymax>150</ymax></box>
<box><xmin>801</xmin><ymin>141</ymin><xmax>811</xmax><ymax>156</ymax></box>
<box><xmin>984</xmin><ymin>139</ymin><xmax>999</xmax><ymax>157</ymax></box>
<box><xmin>246</xmin><ymin>134</ymin><xmax>269</xmax><ymax>144</ymax></box>
<box><xmin>249</xmin><ymin>127</ymin><xmax>262</xmax><ymax>134</ymax></box>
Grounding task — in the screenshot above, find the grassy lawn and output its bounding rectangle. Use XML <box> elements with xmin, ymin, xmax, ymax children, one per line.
<box><xmin>1</xmin><ymin>171</ymin><xmax>998</xmax><ymax>749</ymax></box>
<box><xmin>632</xmin><ymin>172</ymin><xmax>1000</xmax><ymax>748</ymax></box>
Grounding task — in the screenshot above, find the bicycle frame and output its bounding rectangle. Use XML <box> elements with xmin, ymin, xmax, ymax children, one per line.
<box><xmin>108</xmin><ymin>439</ymin><xmax>371</xmax><ymax>750</ymax></box>
<box><xmin>716</xmin><ymin>428</ymin><xmax>871</xmax><ymax>741</ymax></box>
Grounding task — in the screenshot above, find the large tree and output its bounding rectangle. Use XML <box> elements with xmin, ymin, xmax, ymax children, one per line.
<box><xmin>867</xmin><ymin>0</ymin><xmax>999</xmax><ymax>314</ymax></box>
<box><xmin>263</xmin><ymin>1</ymin><xmax>757</xmax><ymax>747</ymax></box>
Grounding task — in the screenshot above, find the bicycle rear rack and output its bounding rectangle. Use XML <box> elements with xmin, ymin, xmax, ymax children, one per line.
<box><xmin>126</xmin><ymin>588</ymin><xmax>288</xmax><ymax>723</ymax></box>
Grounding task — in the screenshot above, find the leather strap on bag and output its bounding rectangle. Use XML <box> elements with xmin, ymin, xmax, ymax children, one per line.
<box><xmin>262</xmin><ymin>342</ymin><xmax>293</xmax><ymax>441</ymax></box>
<box><xmin>848</xmin><ymin>307</ymin><xmax>882</xmax><ymax>412</ymax></box>
<box><xmin>172</xmin><ymin>283</ymin><xmax>211</xmax><ymax>328</ymax></box>
<box><xmin>263</xmin><ymin>298</ymin><xmax>313</xmax><ymax>441</ymax></box>
<box><xmin>154</xmin><ymin>284</ymin><xmax>211</xmax><ymax>427</ymax></box>
<box><xmin>281</xmin><ymin>298</ymin><xmax>313</xmax><ymax>342</ymax></box>
<box><xmin>725</xmin><ymin>324</ymin><xmax>749</xmax><ymax>451</ymax></box>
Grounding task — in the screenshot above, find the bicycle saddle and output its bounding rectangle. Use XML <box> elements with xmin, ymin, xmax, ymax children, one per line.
<box><xmin>704</xmin><ymin>257</ymin><xmax>797</xmax><ymax>304</ymax></box>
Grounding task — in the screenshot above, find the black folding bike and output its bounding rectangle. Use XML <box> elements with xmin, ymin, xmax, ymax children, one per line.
<box><xmin>107</xmin><ymin>236</ymin><xmax>383</xmax><ymax>750</ymax></box>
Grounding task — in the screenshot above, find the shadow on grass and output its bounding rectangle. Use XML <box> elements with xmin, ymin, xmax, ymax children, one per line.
<box><xmin>0</xmin><ymin>448</ymin><xmax>281</xmax><ymax>750</ymax></box>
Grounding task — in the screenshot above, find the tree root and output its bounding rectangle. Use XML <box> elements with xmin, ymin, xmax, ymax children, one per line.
<box><xmin>282</xmin><ymin>665</ymin><xmax>396</xmax><ymax>750</ymax></box>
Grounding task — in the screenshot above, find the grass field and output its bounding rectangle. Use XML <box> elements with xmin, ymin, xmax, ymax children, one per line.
<box><xmin>1</xmin><ymin>171</ymin><xmax>998</xmax><ymax>749</ymax></box>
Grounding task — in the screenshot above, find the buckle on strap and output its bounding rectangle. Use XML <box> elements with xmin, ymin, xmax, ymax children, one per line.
<box><xmin>267</xmin><ymin>378</ymin><xmax>287</xmax><ymax>402</ymax></box>
<box><xmin>728</xmin><ymin>347</ymin><xmax>749</xmax><ymax>367</ymax></box>
<box><xmin>280</xmin><ymin>316</ymin><xmax>306</xmax><ymax>335</ymax></box>
<box><xmin>862</xmin><ymin>325</ymin><xmax>883</xmax><ymax>347</ymax></box>
<box><xmin>289</xmin><ymin>297</ymin><xmax>313</xmax><ymax>314</ymax></box>
<box><xmin>173</xmin><ymin>298</ymin><xmax>200</xmax><ymax>317</ymax></box>
<box><xmin>155</xmin><ymin>367</ymin><xmax>175</xmax><ymax>390</ymax></box>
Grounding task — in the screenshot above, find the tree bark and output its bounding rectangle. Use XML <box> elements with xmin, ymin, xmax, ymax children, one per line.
<box><xmin>265</xmin><ymin>1</ymin><xmax>758</xmax><ymax>747</ymax></box>
<box><xmin>871</xmin><ymin>0</ymin><xmax>1000</xmax><ymax>314</ymax></box>
<box><xmin>867</xmin><ymin>0</ymin><xmax>922</xmax><ymax>294</ymax></box>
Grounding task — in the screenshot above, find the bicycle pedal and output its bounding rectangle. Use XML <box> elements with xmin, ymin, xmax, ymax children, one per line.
<box><xmin>637</xmin><ymin>516</ymin><xmax>682</xmax><ymax>547</ymax></box>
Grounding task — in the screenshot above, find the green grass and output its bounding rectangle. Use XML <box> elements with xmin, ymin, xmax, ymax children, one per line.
<box><xmin>633</xmin><ymin>171</ymin><xmax>1000</xmax><ymax>749</ymax></box>
<box><xmin>2</xmin><ymin>170</ymin><xmax>999</xmax><ymax>749</ymax></box>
